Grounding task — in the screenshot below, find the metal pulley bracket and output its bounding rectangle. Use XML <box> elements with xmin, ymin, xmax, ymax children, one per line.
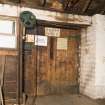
<box><xmin>20</xmin><ymin>11</ymin><xmax>36</xmax><ymax>28</ymax></box>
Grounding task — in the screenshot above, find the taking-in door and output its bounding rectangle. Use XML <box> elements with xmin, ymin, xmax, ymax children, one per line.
<box><xmin>23</xmin><ymin>26</ymin><xmax>80</xmax><ymax>96</ymax></box>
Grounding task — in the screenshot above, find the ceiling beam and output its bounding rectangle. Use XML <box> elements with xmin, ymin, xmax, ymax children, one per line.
<box><xmin>101</xmin><ymin>6</ymin><xmax>105</xmax><ymax>14</ymax></box>
<box><xmin>64</xmin><ymin>0</ymin><xmax>80</xmax><ymax>10</ymax></box>
<box><xmin>39</xmin><ymin>0</ymin><xmax>46</xmax><ymax>7</ymax></box>
<box><xmin>68</xmin><ymin>0</ymin><xmax>80</xmax><ymax>9</ymax></box>
<box><xmin>100</xmin><ymin>0</ymin><xmax>105</xmax><ymax>14</ymax></box>
<box><xmin>82</xmin><ymin>0</ymin><xmax>92</xmax><ymax>13</ymax></box>
<box><xmin>63</xmin><ymin>0</ymin><xmax>71</xmax><ymax>10</ymax></box>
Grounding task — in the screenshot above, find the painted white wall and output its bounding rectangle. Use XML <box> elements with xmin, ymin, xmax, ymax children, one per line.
<box><xmin>0</xmin><ymin>4</ymin><xmax>91</xmax><ymax>25</ymax></box>
<box><xmin>95</xmin><ymin>14</ymin><xmax>105</xmax><ymax>98</ymax></box>
<box><xmin>80</xmin><ymin>16</ymin><xmax>96</xmax><ymax>98</ymax></box>
<box><xmin>0</xmin><ymin>4</ymin><xmax>19</xmax><ymax>16</ymax></box>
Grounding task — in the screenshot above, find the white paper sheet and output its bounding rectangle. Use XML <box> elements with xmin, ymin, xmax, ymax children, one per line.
<box><xmin>57</xmin><ymin>38</ymin><xmax>68</xmax><ymax>50</ymax></box>
<box><xmin>35</xmin><ymin>35</ymin><xmax>47</xmax><ymax>46</ymax></box>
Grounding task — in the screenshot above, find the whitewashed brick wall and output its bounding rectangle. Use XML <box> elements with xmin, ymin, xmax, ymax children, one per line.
<box><xmin>95</xmin><ymin>14</ymin><xmax>105</xmax><ymax>98</ymax></box>
<box><xmin>80</xmin><ymin>17</ymin><xmax>96</xmax><ymax>98</ymax></box>
<box><xmin>80</xmin><ymin>14</ymin><xmax>105</xmax><ymax>99</ymax></box>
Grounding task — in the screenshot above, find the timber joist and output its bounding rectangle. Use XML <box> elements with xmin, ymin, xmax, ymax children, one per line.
<box><xmin>0</xmin><ymin>0</ymin><xmax>105</xmax><ymax>15</ymax></box>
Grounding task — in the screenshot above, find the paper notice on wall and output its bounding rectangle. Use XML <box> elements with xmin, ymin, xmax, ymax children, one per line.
<box><xmin>35</xmin><ymin>35</ymin><xmax>48</xmax><ymax>46</ymax></box>
<box><xmin>26</xmin><ymin>34</ymin><xmax>35</xmax><ymax>42</ymax></box>
<box><xmin>57</xmin><ymin>38</ymin><xmax>68</xmax><ymax>50</ymax></box>
<box><xmin>45</xmin><ymin>27</ymin><xmax>60</xmax><ymax>37</ymax></box>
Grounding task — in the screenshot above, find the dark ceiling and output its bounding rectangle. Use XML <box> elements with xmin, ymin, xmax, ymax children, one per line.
<box><xmin>0</xmin><ymin>0</ymin><xmax>105</xmax><ymax>16</ymax></box>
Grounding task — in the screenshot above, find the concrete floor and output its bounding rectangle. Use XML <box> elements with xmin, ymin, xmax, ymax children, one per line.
<box><xmin>34</xmin><ymin>95</ymin><xmax>105</xmax><ymax>105</ymax></box>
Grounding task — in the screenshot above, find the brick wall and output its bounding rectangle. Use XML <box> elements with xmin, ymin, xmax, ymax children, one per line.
<box><xmin>80</xmin><ymin>16</ymin><xmax>96</xmax><ymax>98</ymax></box>
<box><xmin>80</xmin><ymin>14</ymin><xmax>105</xmax><ymax>99</ymax></box>
<box><xmin>95</xmin><ymin>15</ymin><xmax>105</xmax><ymax>98</ymax></box>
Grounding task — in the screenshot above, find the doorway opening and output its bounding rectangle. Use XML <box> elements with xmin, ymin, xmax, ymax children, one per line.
<box><xmin>20</xmin><ymin>22</ymin><xmax>81</xmax><ymax>104</ymax></box>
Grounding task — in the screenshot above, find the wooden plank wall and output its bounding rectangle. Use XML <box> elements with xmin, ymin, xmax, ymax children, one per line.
<box><xmin>0</xmin><ymin>16</ymin><xmax>80</xmax><ymax>104</ymax></box>
<box><xmin>0</xmin><ymin>16</ymin><xmax>19</xmax><ymax>104</ymax></box>
<box><xmin>0</xmin><ymin>52</ymin><xmax>18</xmax><ymax>104</ymax></box>
<box><xmin>24</xmin><ymin>26</ymin><xmax>80</xmax><ymax>96</ymax></box>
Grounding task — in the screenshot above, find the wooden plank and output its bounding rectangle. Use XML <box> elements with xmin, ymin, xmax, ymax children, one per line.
<box><xmin>0</xmin><ymin>55</ymin><xmax>18</xmax><ymax>103</ymax></box>
<box><xmin>0</xmin><ymin>50</ymin><xmax>18</xmax><ymax>56</ymax></box>
<box><xmin>0</xmin><ymin>56</ymin><xmax>6</xmax><ymax>105</ymax></box>
<box><xmin>82</xmin><ymin>0</ymin><xmax>92</xmax><ymax>13</ymax></box>
<box><xmin>24</xmin><ymin>53</ymin><xmax>34</xmax><ymax>95</ymax></box>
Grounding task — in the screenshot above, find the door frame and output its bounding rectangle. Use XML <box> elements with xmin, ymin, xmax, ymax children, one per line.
<box><xmin>19</xmin><ymin>19</ymin><xmax>81</xmax><ymax>103</ymax></box>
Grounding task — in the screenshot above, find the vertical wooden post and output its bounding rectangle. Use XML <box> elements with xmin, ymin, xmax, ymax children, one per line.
<box><xmin>18</xmin><ymin>22</ymin><xmax>25</xmax><ymax>105</ymax></box>
<box><xmin>0</xmin><ymin>56</ymin><xmax>6</xmax><ymax>105</ymax></box>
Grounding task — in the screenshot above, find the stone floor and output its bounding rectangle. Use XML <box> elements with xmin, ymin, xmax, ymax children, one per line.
<box><xmin>96</xmin><ymin>99</ymin><xmax>105</xmax><ymax>105</ymax></box>
<box><xmin>34</xmin><ymin>95</ymin><xmax>105</xmax><ymax>105</ymax></box>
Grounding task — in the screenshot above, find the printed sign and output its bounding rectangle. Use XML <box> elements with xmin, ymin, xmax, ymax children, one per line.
<box><xmin>35</xmin><ymin>35</ymin><xmax>48</xmax><ymax>46</ymax></box>
<box><xmin>45</xmin><ymin>27</ymin><xmax>60</xmax><ymax>37</ymax></box>
<box><xmin>26</xmin><ymin>34</ymin><xmax>35</xmax><ymax>42</ymax></box>
<box><xmin>57</xmin><ymin>38</ymin><xmax>68</xmax><ymax>50</ymax></box>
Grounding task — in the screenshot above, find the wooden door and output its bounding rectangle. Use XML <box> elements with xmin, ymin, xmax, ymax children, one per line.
<box><xmin>24</xmin><ymin>26</ymin><xmax>80</xmax><ymax>96</ymax></box>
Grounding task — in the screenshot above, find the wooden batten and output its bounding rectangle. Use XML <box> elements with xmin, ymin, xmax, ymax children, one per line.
<box><xmin>0</xmin><ymin>50</ymin><xmax>18</xmax><ymax>56</ymax></box>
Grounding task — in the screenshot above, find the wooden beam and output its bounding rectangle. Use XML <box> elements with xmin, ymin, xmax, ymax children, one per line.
<box><xmin>36</xmin><ymin>20</ymin><xmax>90</xmax><ymax>30</ymax></box>
<box><xmin>0</xmin><ymin>50</ymin><xmax>18</xmax><ymax>56</ymax></box>
<box><xmin>82</xmin><ymin>0</ymin><xmax>92</xmax><ymax>13</ymax></box>
<box><xmin>91</xmin><ymin>1</ymin><xmax>105</xmax><ymax>14</ymax></box>
<box><xmin>64</xmin><ymin>0</ymin><xmax>71</xmax><ymax>10</ymax></box>
<box><xmin>39</xmin><ymin>0</ymin><xmax>46</xmax><ymax>7</ymax></box>
<box><xmin>0</xmin><ymin>4</ymin><xmax>92</xmax><ymax>25</ymax></box>
<box><xmin>68</xmin><ymin>0</ymin><xmax>80</xmax><ymax>9</ymax></box>
<box><xmin>101</xmin><ymin>9</ymin><xmax>105</xmax><ymax>14</ymax></box>
<box><xmin>100</xmin><ymin>1</ymin><xmax>105</xmax><ymax>14</ymax></box>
